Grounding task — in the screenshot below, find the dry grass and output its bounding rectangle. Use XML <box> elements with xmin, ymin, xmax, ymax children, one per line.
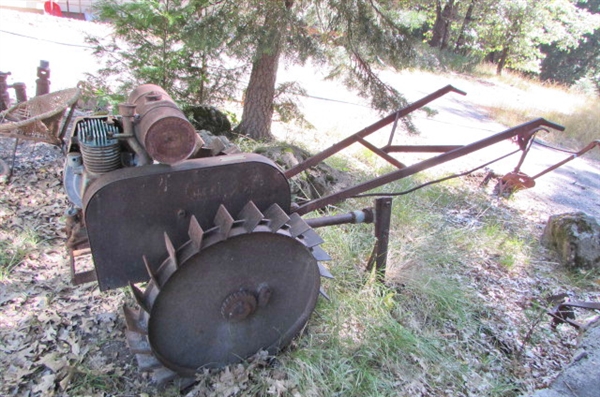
<box><xmin>472</xmin><ymin>63</ymin><xmax>600</xmax><ymax>160</ymax></box>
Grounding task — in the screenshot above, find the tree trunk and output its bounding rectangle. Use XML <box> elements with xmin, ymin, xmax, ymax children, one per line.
<box><xmin>454</xmin><ymin>0</ymin><xmax>476</xmax><ymax>54</ymax></box>
<box><xmin>496</xmin><ymin>45</ymin><xmax>510</xmax><ymax>75</ymax></box>
<box><xmin>429</xmin><ymin>0</ymin><xmax>455</xmax><ymax>49</ymax></box>
<box><xmin>236</xmin><ymin>1</ymin><xmax>293</xmax><ymax>141</ymax></box>
<box><xmin>236</xmin><ymin>48</ymin><xmax>282</xmax><ymax>140</ymax></box>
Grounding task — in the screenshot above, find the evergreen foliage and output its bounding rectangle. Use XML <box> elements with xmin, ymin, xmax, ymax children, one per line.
<box><xmin>88</xmin><ymin>0</ymin><xmax>243</xmax><ymax>105</ymax></box>
<box><xmin>541</xmin><ymin>0</ymin><xmax>600</xmax><ymax>93</ymax></box>
<box><xmin>87</xmin><ymin>0</ymin><xmax>600</xmax><ymax>139</ymax></box>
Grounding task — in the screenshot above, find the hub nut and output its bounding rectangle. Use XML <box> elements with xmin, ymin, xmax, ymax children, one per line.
<box><xmin>221</xmin><ymin>290</ymin><xmax>258</xmax><ymax>321</ymax></box>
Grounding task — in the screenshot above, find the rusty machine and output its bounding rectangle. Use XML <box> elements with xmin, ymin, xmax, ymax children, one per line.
<box><xmin>61</xmin><ymin>83</ymin><xmax>596</xmax><ymax>385</ymax></box>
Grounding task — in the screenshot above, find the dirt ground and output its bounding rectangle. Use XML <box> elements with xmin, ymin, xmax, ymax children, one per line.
<box><xmin>1</xmin><ymin>8</ymin><xmax>599</xmax><ymax>397</ymax></box>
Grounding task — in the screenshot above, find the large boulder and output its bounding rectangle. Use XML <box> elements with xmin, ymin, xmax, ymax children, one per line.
<box><xmin>541</xmin><ymin>212</ymin><xmax>600</xmax><ymax>270</ymax></box>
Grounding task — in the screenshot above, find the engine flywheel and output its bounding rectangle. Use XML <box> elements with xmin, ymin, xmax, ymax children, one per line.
<box><xmin>123</xmin><ymin>201</ymin><xmax>332</xmax><ymax>385</ymax></box>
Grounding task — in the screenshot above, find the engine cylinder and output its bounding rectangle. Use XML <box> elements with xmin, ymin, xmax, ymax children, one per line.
<box><xmin>77</xmin><ymin>118</ymin><xmax>122</xmax><ymax>174</ymax></box>
<box><xmin>128</xmin><ymin>84</ymin><xmax>200</xmax><ymax>165</ymax></box>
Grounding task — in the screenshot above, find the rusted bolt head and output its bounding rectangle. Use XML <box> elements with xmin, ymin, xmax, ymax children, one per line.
<box><xmin>221</xmin><ymin>290</ymin><xmax>257</xmax><ymax>322</ymax></box>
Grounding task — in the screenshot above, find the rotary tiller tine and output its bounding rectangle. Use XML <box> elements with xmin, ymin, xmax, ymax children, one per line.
<box><xmin>318</xmin><ymin>263</ymin><xmax>334</xmax><ymax>279</ymax></box>
<box><xmin>152</xmin><ymin>367</ymin><xmax>180</xmax><ymax>387</ymax></box>
<box><xmin>125</xmin><ymin>329</ymin><xmax>152</xmax><ymax>354</ymax></box>
<box><xmin>143</xmin><ymin>255</ymin><xmax>160</xmax><ymax>289</ymax></box>
<box><xmin>237</xmin><ymin>201</ymin><xmax>264</xmax><ymax>232</ymax></box>
<box><xmin>164</xmin><ymin>232</ymin><xmax>178</xmax><ymax>267</ymax></box>
<box><xmin>298</xmin><ymin>228</ymin><xmax>324</xmax><ymax>247</ymax></box>
<box><xmin>319</xmin><ymin>287</ymin><xmax>330</xmax><ymax>300</ymax></box>
<box><xmin>135</xmin><ymin>353</ymin><xmax>163</xmax><ymax>372</ymax></box>
<box><xmin>288</xmin><ymin>213</ymin><xmax>311</xmax><ymax>237</ymax></box>
<box><xmin>161</xmin><ymin>232</ymin><xmax>179</xmax><ymax>281</ymax></box>
<box><xmin>214</xmin><ymin>205</ymin><xmax>234</xmax><ymax>238</ymax></box>
<box><xmin>311</xmin><ymin>246</ymin><xmax>332</xmax><ymax>261</ymax></box>
<box><xmin>264</xmin><ymin>203</ymin><xmax>290</xmax><ymax>232</ymax></box>
<box><xmin>188</xmin><ymin>215</ymin><xmax>204</xmax><ymax>252</ymax></box>
<box><xmin>122</xmin><ymin>305</ymin><xmax>148</xmax><ymax>335</ymax></box>
<box><xmin>129</xmin><ymin>281</ymin><xmax>152</xmax><ymax>314</ymax></box>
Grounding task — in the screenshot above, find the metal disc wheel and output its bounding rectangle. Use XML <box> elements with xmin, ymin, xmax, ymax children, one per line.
<box><xmin>124</xmin><ymin>201</ymin><xmax>332</xmax><ymax>385</ymax></box>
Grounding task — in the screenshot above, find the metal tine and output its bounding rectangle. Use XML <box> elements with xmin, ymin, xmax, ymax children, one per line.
<box><xmin>188</xmin><ymin>215</ymin><xmax>204</xmax><ymax>252</ymax></box>
<box><xmin>159</xmin><ymin>232</ymin><xmax>179</xmax><ymax>283</ymax></box>
<box><xmin>237</xmin><ymin>201</ymin><xmax>264</xmax><ymax>232</ymax></box>
<box><xmin>152</xmin><ymin>367</ymin><xmax>179</xmax><ymax>386</ymax></box>
<box><xmin>318</xmin><ymin>263</ymin><xmax>334</xmax><ymax>279</ymax></box>
<box><xmin>125</xmin><ymin>330</ymin><xmax>152</xmax><ymax>354</ymax></box>
<box><xmin>164</xmin><ymin>232</ymin><xmax>177</xmax><ymax>266</ymax></box>
<box><xmin>143</xmin><ymin>255</ymin><xmax>160</xmax><ymax>289</ymax></box>
<box><xmin>129</xmin><ymin>282</ymin><xmax>152</xmax><ymax>314</ymax></box>
<box><xmin>136</xmin><ymin>353</ymin><xmax>163</xmax><ymax>371</ymax></box>
<box><xmin>298</xmin><ymin>229</ymin><xmax>324</xmax><ymax>247</ymax></box>
<box><xmin>122</xmin><ymin>305</ymin><xmax>148</xmax><ymax>335</ymax></box>
<box><xmin>319</xmin><ymin>287</ymin><xmax>330</xmax><ymax>300</ymax></box>
<box><xmin>288</xmin><ymin>213</ymin><xmax>311</xmax><ymax>237</ymax></box>
<box><xmin>311</xmin><ymin>246</ymin><xmax>332</xmax><ymax>261</ymax></box>
<box><xmin>214</xmin><ymin>205</ymin><xmax>234</xmax><ymax>237</ymax></box>
<box><xmin>264</xmin><ymin>204</ymin><xmax>290</xmax><ymax>232</ymax></box>
<box><xmin>143</xmin><ymin>282</ymin><xmax>160</xmax><ymax>311</ymax></box>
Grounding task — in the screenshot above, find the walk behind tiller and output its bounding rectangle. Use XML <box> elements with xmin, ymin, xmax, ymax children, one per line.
<box><xmin>61</xmin><ymin>83</ymin><xmax>589</xmax><ymax>386</ymax></box>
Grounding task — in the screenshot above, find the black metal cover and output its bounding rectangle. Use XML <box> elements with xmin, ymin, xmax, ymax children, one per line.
<box><xmin>83</xmin><ymin>154</ymin><xmax>290</xmax><ymax>290</ymax></box>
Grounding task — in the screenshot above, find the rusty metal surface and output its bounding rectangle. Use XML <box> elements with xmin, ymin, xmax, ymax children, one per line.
<box><xmin>366</xmin><ymin>197</ymin><xmax>392</xmax><ymax>281</ymax></box>
<box><xmin>499</xmin><ymin>171</ymin><xmax>536</xmax><ymax>193</ymax></box>
<box><xmin>383</xmin><ymin>145</ymin><xmax>462</xmax><ymax>153</ymax></box>
<box><xmin>531</xmin><ymin>140</ymin><xmax>600</xmax><ymax>181</ymax></box>
<box><xmin>284</xmin><ymin>85</ymin><xmax>467</xmax><ymax>179</ymax></box>
<box><xmin>83</xmin><ymin>154</ymin><xmax>291</xmax><ymax>290</ymax></box>
<box><xmin>295</xmin><ymin>118</ymin><xmax>565</xmax><ymax>215</ymax></box>
<box><xmin>148</xmin><ymin>231</ymin><xmax>320</xmax><ymax>375</ymax></box>
<box><xmin>127</xmin><ymin>84</ymin><xmax>200</xmax><ymax>164</ymax></box>
<box><xmin>548</xmin><ymin>301</ymin><xmax>600</xmax><ymax>329</ymax></box>
<box><xmin>122</xmin><ymin>202</ymin><xmax>329</xmax><ymax>380</ymax></box>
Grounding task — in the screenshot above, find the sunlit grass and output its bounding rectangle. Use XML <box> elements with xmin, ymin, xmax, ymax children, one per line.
<box><xmin>471</xmin><ymin>63</ymin><xmax>600</xmax><ymax>160</ymax></box>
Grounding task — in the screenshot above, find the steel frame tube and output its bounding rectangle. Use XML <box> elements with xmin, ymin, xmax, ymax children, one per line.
<box><xmin>304</xmin><ymin>208</ymin><xmax>374</xmax><ymax>228</ymax></box>
<box><xmin>295</xmin><ymin>118</ymin><xmax>564</xmax><ymax>215</ymax></box>
<box><xmin>531</xmin><ymin>140</ymin><xmax>599</xmax><ymax>180</ymax></box>
<box><xmin>284</xmin><ymin>85</ymin><xmax>467</xmax><ymax>179</ymax></box>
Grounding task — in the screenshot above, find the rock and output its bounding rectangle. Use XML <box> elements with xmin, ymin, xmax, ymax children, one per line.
<box><xmin>197</xmin><ymin>130</ymin><xmax>239</xmax><ymax>155</ymax></box>
<box><xmin>541</xmin><ymin>212</ymin><xmax>600</xmax><ymax>270</ymax></box>
<box><xmin>527</xmin><ymin>321</ymin><xmax>600</xmax><ymax>397</ymax></box>
<box><xmin>183</xmin><ymin>105</ymin><xmax>233</xmax><ymax>138</ymax></box>
<box><xmin>254</xmin><ymin>144</ymin><xmax>352</xmax><ymax>204</ymax></box>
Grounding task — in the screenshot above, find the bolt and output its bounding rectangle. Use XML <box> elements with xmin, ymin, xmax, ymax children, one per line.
<box><xmin>257</xmin><ymin>284</ymin><xmax>271</xmax><ymax>307</ymax></box>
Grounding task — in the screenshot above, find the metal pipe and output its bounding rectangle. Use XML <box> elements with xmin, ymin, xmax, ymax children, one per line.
<box><xmin>118</xmin><ymin>103</ymin><xmax>151</xmax><ymax>166</ymax></box>
<box><xmin>284</xmin><ymin>85</ymin><xmax>467</xmax><ymax>179</ymax></box>
<box><xmin>532</xmin><ymin>140</ymin><xmax>599</xmax><ymax>180</ymax></box>
<box><xmin>383</xmin><ymin>145</ymin><xmax>462</xmax><ymax>153</ymax></box>
<box><xmin>305</xmin><ymin>208</ymin><xmax>374</xmax><ymax>228</ymax></box>
<box><xmin>371</xmin><ymin>197</ymin><xmax>393</xmax><ymax>282</ymax></box>
<box><xmin>295</xmin><ymin>118</ymin><xmax>565</xmax><ymax>215</ymax></box>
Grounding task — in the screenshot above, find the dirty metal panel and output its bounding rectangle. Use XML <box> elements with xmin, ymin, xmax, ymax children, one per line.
<box><xmin>83</xmin><ymin>154</ymin><xmax>290</xmax><ymax>291</ymax></box>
